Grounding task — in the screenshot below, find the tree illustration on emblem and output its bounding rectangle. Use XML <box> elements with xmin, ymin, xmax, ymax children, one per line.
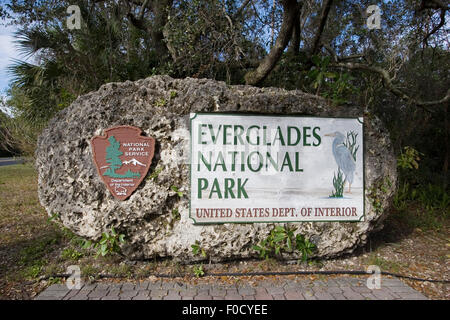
<box><xmin>103</xmin><ymin>136</ymin><xmax>140</xmax><ymax>178</ymax></box>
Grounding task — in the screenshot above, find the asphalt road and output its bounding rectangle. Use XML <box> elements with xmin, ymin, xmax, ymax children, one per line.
<box><xmin>0</xmin><ymin>157</ymin><xmax>24</xmax><ymax>167</ymax></box>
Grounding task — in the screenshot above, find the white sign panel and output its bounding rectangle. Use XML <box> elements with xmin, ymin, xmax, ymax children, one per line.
<box><xmin>190</xmin><ymin>113</ymin><xmax>364</xmax><ymax>223</ymax></box>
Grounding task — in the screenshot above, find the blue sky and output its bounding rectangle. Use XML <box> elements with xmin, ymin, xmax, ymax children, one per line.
<box><xmin>0</xmin><ymin>21</ymin><xmax>17</xmax><ymax>95</ymax></box>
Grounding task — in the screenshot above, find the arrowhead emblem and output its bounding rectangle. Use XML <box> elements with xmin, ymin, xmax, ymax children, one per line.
<box><xmin>91</xmin><ymin>126</ymin><xmax>155</xmax><ymax>200</ymax></box>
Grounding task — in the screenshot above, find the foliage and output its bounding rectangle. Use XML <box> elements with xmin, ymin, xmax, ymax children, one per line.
<box><xmin>193</xmin><ymin>264</ymin><xmax>205</xmax><ymax>278</ymax></box>
<box><xmin>393</xmin><ymin>182</ymin><xmax>449</xmax><ymax>231</ymax></box>
<box><xmin>82</xmin><ymin>227</ymin><xmax>126</xmax><ymax>258</ymax></box>
<box><xmin>393</xmin><ymin>182</ymin><xmax>411</xmax><ymax>211</ymax></box>
<box><xmin>154</xmin><ymin>98</ymin><xmax>167</xmax><ymax>108</ymax></box>
<box><xmin>0</xmin><ymin>98</ymin><xmax>44</xmax><ymax>157</ymax></box>
<box><xmin>304</xmin><ymin>56</ymin><xmax>357</xmax><ymax>105</ymax></box>
<box><xmin>253</xmin><ymin>225</ymin><xmax>316</xmax><ymax>261</ymax></box>
<box><xmin>172</xmin><ymin>208</ymin><xmax>181</xmax><ymax>220</ymax></box>
<box><xmin>170</xmin><ymin>186</ymin><xmax>183</xmax><ymax>197</ymax></box>
<box><xmin>397</xmin><ymin>146</ymin><xmax>422</xmax><ymax>170</ymax></box>
<box><xmin>295</xmin><ymin>233</ymin><xmax>317</xmax><ymax>263</ymax></box>
<box><xmin>147</xmin><ymin>167</ymin><xmax>163</xmax><ymax>180</ymax></box>
<box><xmin>191</xmin><ymin>240</ymin><xmax>207</xmax><ymax>258</ymax></box>
<box><xmin>415</xmin><ymin>184</ymin><xmax>449</xmax><ymax>211</ymax></box>
<box><xmin>60</xmin><ymin>247</ymin><xmax>84</xmax><ymax>261</ymax></box>
<box><xmin>164</xmin><ymin>0</ymin><xmax>252</xmax><ymax>82</ymax></box>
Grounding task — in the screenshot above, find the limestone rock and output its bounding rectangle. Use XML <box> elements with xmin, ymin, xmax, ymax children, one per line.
<box><xmin>36</xmin><ymin>76</ymin><xmax>397</xmax><ymax>261</ymax></box>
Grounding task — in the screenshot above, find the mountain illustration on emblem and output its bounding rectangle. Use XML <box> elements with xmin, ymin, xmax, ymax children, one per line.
<box><xmin>123</xmin><ymin>158</ymin><xmax>146</xmax><ymax>166</ymax></box>
<box><xmin>102</xmin><ymin>136</ymin><xmax>141</xmax><ymax>178</ymax></box>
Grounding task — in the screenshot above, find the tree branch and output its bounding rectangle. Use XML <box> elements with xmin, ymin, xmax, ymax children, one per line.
<box><xmin>417</xmin><ymin>0</ymin><xmax>449</xmax><ymax>11</ymax></box>
<box><xmin>121</xmin><ymin>0</ymin><xmax>173</xmax><ymax>61</ymax></box>
<box><xmin>233</xmin><ymin>0</ymin><xmax>253</xmax><ymax>19</ymax></box>
<box><xmin>138</xmin><ymin>0</ymin><xmax>150</xmax><ymax>21</ymax></box>
<box><xmin>330</xmin><ymin>62</ymin><xmax>450</xmax><ymax>107</ymax></box>
<box><xmin>288</xmin><ymin>2</ymin><xmax>303</xmax><ymax>55</ymax></box>
<box><xmin>423</xmin><ymin>8</ymin><xmax>447</xmax><ymax>46</ymax></box>
<box><xmin>244</xmin><ymin>0</ymin><xmax>301</xmax><ymax>85</ymax></box>
<box><xmin>323</xmin><ymin>43</ymin><xmax>365</xmax><ymax>62</ymax></box>
<box><xmin>311</xmin><ymin>0</ymin><xmax>333</xmax><ymax>55</ymax></box>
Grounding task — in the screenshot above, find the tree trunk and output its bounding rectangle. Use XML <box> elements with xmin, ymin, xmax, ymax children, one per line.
<box><xmin>244</xmin><ymin>0</ymin><xmax>301</xmax><ymax>86</ymax></box>
<box><xmin>149</xmin><ymin>0</ymin><xmax>173</xmax><ymax>61</ymax></box>
<box><xmin>124</xmin><ymin>0</ymin><xmax>173</xmax><ymax>62</ymax></box>
<box><xmin>311</xmin><ymin>0</ymin><xmax>333</xmax><ymax>55</ymax></box>
<box><xmin>288</xmin><ymin>6</ymin><xmax>302</xmax><ymax>55</ymax></box>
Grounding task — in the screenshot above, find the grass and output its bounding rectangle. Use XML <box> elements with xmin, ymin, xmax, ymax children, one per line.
<box><xmin>366</xmin><ymin>254</ymin><xmax>406</xmax><ymax>274</ymax></box>
<box><xmin>0</xmin><ymin>164</ymin><xmax>66</xmax><ymax>284</ymax></box>
<box><xmin>391</xmin><ymin>182</ymin><xmax>449</xmax><ymax>232</ymax></box>
<box><xmin>60</xmin><ymin>247</ymin><xmax>84</xmax><ymax>261</ymax></box>
<box><xmin>0</xmin><ymin>164</ymin><xmax>129</xmax><ymax>297</ymax></box>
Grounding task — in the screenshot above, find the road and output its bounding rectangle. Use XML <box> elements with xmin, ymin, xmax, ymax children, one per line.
<box><xmin>0</xmin><ymin>157</ymin><xmax>24</xmax><ymax>167</ymax></box>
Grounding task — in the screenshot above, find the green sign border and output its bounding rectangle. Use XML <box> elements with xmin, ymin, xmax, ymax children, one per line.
<box><xmin>189</xmin><ymin>112</ymin><xmax>365</xmax><ymax>225</ymax></box>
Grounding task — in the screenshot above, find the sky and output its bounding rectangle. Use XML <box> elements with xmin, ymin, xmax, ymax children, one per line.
<box><xmin>0</xmin><ymin>21</ymin><xmax>17</xmax><ymax>96</ymax></box>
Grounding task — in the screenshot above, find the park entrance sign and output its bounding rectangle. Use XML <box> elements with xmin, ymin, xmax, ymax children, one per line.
<box><xmin>36</xmin><ymin>76</ymin><xmax>397</xmax><ymax>261</ymax></box>
<box><xmin>190</xmin><ymin>113</ymin><xmax>364</xmax><ymax>223</ymax></box>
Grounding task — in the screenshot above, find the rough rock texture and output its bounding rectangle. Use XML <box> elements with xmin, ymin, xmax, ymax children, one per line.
<box><xmin>36</xmin><ymin>76</ymin><xmax>397</xmax><ymax>261</ymax></box>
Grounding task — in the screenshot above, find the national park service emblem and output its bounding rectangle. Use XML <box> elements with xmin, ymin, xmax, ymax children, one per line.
<box><xmin>91</xmin><ymin>126</ymin><xmax>155</xmax><ymax>200</ymax></box>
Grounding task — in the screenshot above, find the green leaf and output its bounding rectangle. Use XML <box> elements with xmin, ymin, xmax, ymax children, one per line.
<box><xmin>82</xmin><ymin>240</ymin><xmax>92</xmax><ymax>249</ymax></box>
<box><xmin>252</xmin><ymin>245</ymin><xmax>261</xmax><ymax>252</ymax></box>
<box><xmin>273</xmin><ymin>233</ymin><xmax>285</xmax><ymax>243</ymax></box>
<box><xmin>100</xmin><ymin>243</ymin><xmax>108</xmax><ymax>255</ymax></box>
<box><xmin>286</xmin><ymin>237</ymin><xmax>292</xmax><ymax>250</ymax></box>
<box><xmin>191</xmin><ymin>244</ymin><xmax>200</xmax><ymax>255</ymax></box>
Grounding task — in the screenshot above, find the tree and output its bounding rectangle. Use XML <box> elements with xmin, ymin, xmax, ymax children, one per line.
<box><xmin>104</xmin><ymin>136</ymin><xmax>123</xmax><ymax>177</ymax></box>
<box><xmin>103</xmin><ymin>136</ymin><xmax>140</xmax><ymax>178</ymax></box>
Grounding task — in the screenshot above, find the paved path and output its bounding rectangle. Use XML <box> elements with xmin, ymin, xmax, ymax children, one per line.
<box><xmin>0</xmin><ymin>157</ymin><xmax>24</xmax><ymax>167</ymax></box>
<box><xmin>35</xmin><ymin>276</ymin><xmax>427</xmax><ymax>300</ymax></box>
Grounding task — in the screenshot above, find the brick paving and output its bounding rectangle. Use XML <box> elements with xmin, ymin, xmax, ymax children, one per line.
<box><xmin>35</xmin><ymin>276</ymin><xmax>428</xmax><ymax>300</ymax></box>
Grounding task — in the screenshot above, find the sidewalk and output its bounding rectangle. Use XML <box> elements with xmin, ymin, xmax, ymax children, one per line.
<box><xmin>34</xmin><ymin>276</ymin><xmax>428</xmax><ymax>300</ymax></box>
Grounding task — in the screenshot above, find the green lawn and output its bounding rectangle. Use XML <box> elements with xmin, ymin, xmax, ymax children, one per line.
<box><xmin>0</xmin><ymin>164</ymin><xmax>67</xmax><ymax>298</ymax></box>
